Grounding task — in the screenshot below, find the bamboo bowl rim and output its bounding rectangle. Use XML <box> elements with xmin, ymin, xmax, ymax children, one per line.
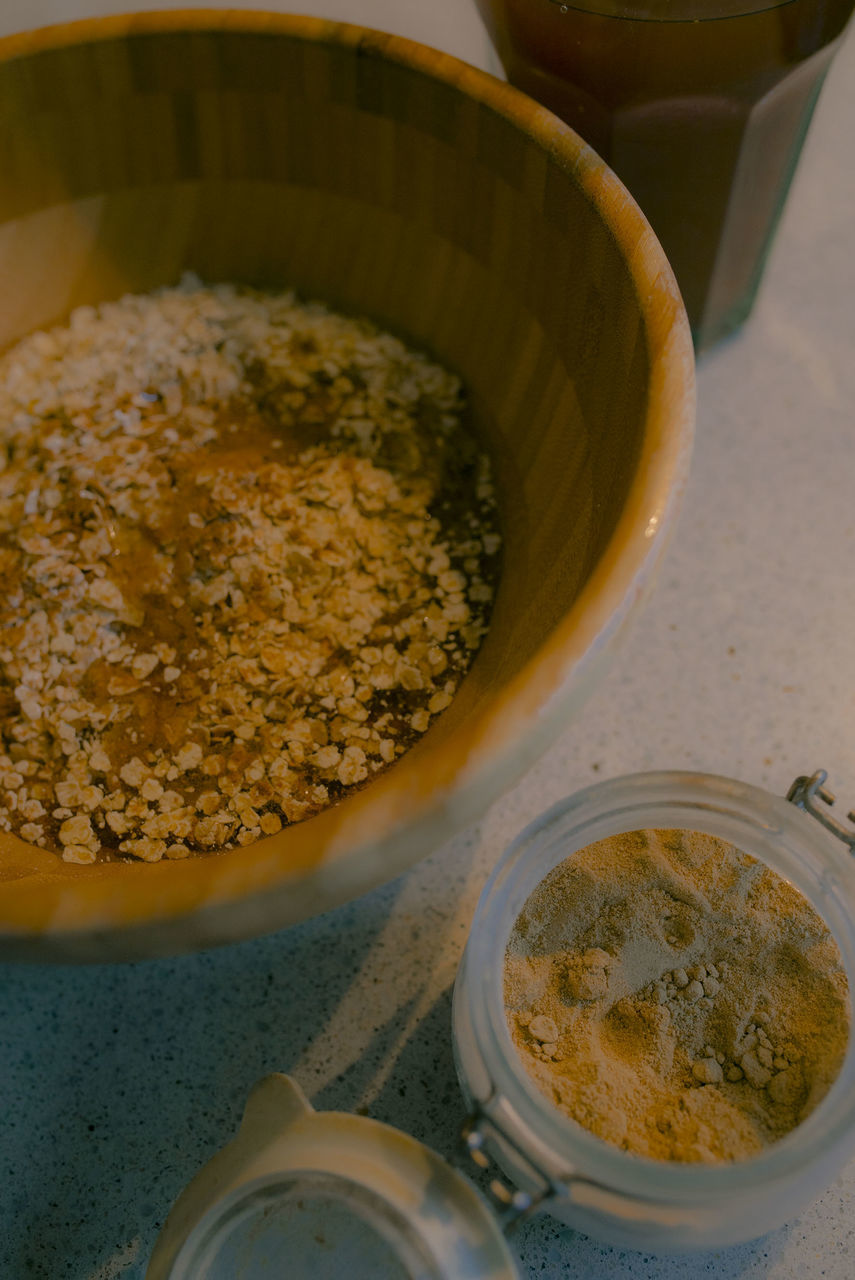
<box><xmin>0</xmin><ymin>10</ymin><xmax>695</xmax><ymax>956</ymax></box>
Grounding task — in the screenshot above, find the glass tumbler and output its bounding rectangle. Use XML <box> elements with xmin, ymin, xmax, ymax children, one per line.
<box><xmin>478</xmin><ymin>0</ymin><xmax>854</xmax><ymax>350</ymax></box>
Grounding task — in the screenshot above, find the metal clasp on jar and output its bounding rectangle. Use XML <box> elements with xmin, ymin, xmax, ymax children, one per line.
<box><xmin>787</xmin><ymin>770</ymin><xmax>855</xmax><ymax>851</ymax></box>
<box><xmin>462</xmin><ymin>1097</ymin><xmax>564</xmax><ymax>1230</ymax></box>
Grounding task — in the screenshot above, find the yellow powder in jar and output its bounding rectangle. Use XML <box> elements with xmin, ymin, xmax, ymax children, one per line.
<box><xmin>504</xmin><ymin>828</ymin><xmax>850</xmax><ymax>1163</ymax></box>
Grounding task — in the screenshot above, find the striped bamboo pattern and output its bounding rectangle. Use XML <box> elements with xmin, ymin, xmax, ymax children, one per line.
<box><xmin>0</xmin><ymin>12</ymin><xmax>693</xmax><ymax>959</ymax></box>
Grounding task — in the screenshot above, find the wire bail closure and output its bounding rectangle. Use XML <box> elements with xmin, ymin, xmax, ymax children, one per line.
<box><xmin>787</xmin><ymin>770</ymin><xmax>855</xmax><ymax>852</ymax></box>
<box><xmin>462</xmin><ymin>1099</ymin><xmax>564</xmax><ymax>1232</ymax></box>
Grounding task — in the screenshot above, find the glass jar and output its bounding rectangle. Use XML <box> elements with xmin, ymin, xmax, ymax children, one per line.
<box><xmin>150</xmin><ymin>768</ymin><xmax>855</xmax><ymax>1272</ymax></box>
<box><xmin>452</xmin><ymin>768</ymin><xmax>855</xmax><ymax>1252</ymax></box>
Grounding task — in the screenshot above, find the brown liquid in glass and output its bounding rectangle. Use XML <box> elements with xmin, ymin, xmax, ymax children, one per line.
<box><xmin>480</xmin><ymin>0</ymin><xmax>853</xmax><ymax>347</ymax></box>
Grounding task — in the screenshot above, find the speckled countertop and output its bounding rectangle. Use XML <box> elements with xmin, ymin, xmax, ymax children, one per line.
<box><xmin>2</xmin><ymin>4</ymin><xmax>855</xmax><ymax>1279</ymax></box>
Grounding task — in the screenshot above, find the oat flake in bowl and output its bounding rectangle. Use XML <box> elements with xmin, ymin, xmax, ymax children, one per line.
<box><xmin>0</xmin><ymin>279</ymin><xmax>500</xmax><ymax>865</ymax></box>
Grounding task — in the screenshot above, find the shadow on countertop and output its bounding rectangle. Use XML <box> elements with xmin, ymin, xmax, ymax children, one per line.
<box><xmin>0</xmin><ymin>818</ymin><xmax>804</xmax><ymax>1280</ymax></box>
<box><xmin>0</xmin><ymin>875</ymin><xmax>405</xmax><ymax>1279</ymax></box>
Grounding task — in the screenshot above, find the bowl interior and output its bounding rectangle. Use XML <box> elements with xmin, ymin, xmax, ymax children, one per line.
<box><xmin>0</xmin><ymin>13</ymin><xmax>693</xmax><ymax>958</ymax></box>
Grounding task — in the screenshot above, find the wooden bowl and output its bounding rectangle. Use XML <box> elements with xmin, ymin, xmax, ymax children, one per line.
<box><xmin>0</xmin><ymin>11</ymin><xmax>694</xmax><ymax>960</ymax></box>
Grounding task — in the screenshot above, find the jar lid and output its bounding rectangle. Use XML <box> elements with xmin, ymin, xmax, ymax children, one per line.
<box><xmin>147</xmin><ymin>1073</ymin><xmax>521</xmax><ymax>1280</ymax></box>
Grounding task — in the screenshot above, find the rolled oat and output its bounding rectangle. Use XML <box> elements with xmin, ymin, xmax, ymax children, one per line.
<box><xmin>0</xmin><ymin>279</ymin><xmax>499</xmax><ymax>863</ymax></box>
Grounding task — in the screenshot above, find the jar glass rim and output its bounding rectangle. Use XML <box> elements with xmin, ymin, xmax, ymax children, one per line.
<box><xmin>466</xmin><ymin>769</ymin><xmax>855</xmax><ymax>1198</ymax></box>
<box><xmin>167</xmin><ymin>1172</ymin><xmax>441</xmax><ymax>1280</ymax></box>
